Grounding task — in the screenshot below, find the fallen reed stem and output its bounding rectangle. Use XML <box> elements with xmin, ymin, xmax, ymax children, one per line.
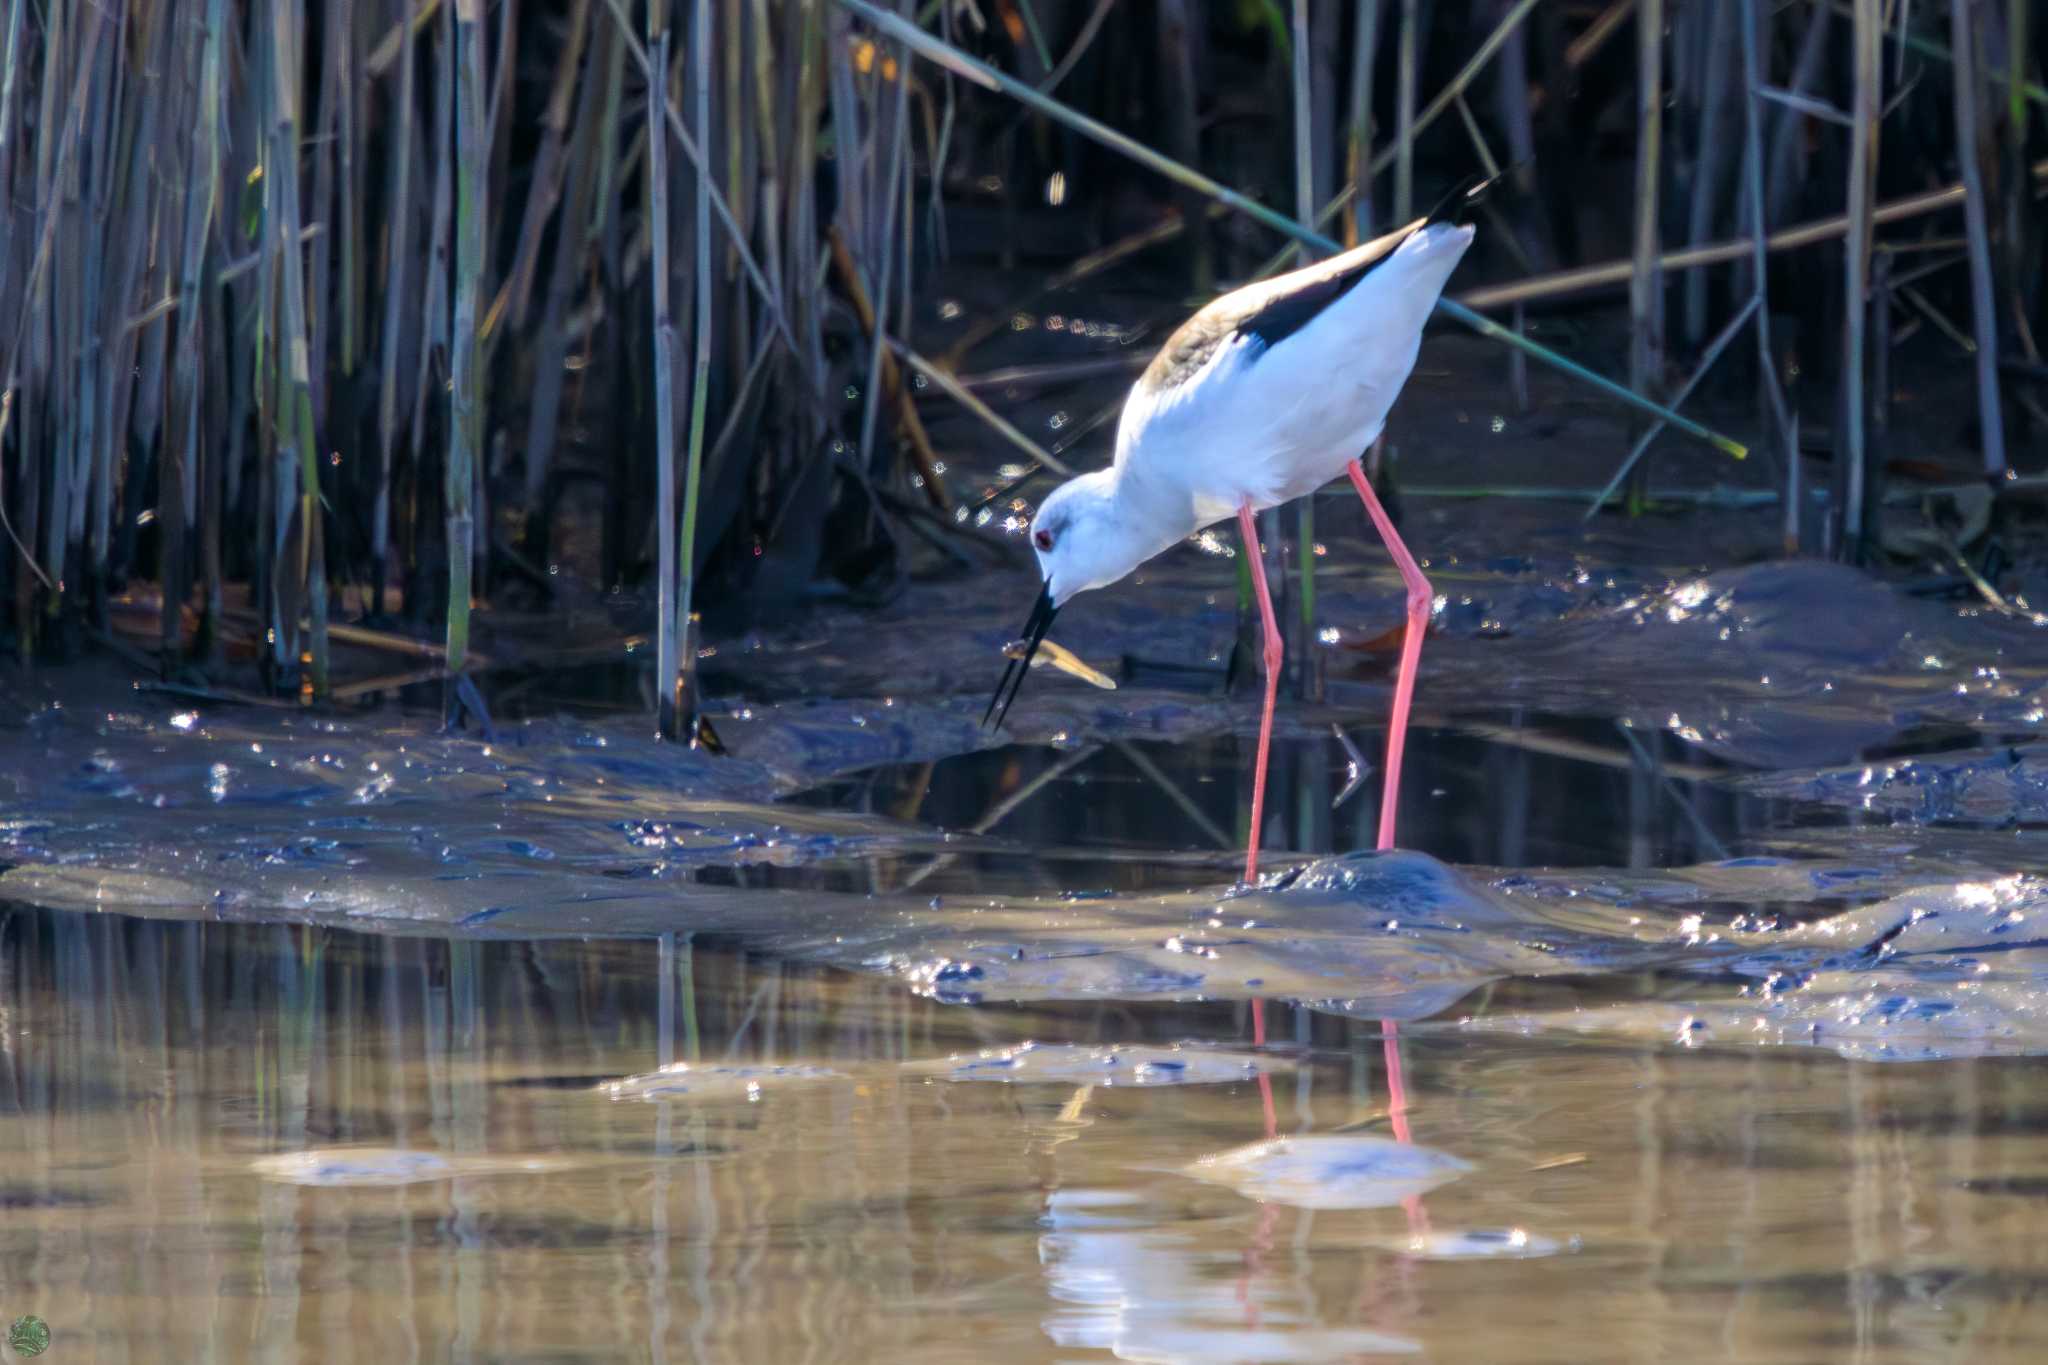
<box><xmin>829</xmin><ymin>226</ymin><xmax>950</xmax><ymax>510</ymax></box>
<box><xmin>1455</xmin><ymin>159</ymin><xmax>2048</xmax><ymax>311</ymax></box>
<box><xmin>891</xmin><ymin>340</ymin><xmax>1077</xmax><ymax>478</ymax></box>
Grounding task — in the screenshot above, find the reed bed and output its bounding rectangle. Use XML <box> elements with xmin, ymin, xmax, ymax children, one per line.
<box><xmin>0</xmin><ymin>0</ymin><xmax>2036</xmax><ymax>733</ymax></box>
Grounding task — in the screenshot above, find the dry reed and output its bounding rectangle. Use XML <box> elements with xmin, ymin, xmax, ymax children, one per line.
<box><xmin>0</xmin><ymin>0</ymin><xmax>2028</xmax><ymax>731</ymax></box>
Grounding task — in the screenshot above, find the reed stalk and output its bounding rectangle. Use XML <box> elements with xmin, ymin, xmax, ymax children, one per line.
<box><xmin>446</xmin><ymin>0</ymin><xmax>487</xmax><ymax>706</ymax></box>
<box><xmin>1588</xmin><ymin>296</ymin><xmax>1758</xmax><ymax>517</ymax></box>
<box><xmin>828</xmin><ymin>228</ymin><xmax>947</xmax><ymax>508</ymax></box>
<box><xmin>598</xmin><ymin>0</ymin><xmax>795</xmax><ymax>353</ymax></box>
<box><xmin>674</xmin><ymin>0</ymin><xmax>714</xmax><ymax>741</ymax></box>
<box><xmin>415</xmin><ymin>0</ymin><xmax>455</xmax><ymax>562</ymax></box>
<box><xmin>504</xmin><ymin>0</ymin><xmax>591</xmax><ymax>337</ymax></box>
<box><xmin>1869</xmin><ymin>244</ymin><xmax>1891</xmax><ymax>536</ymax></box>
<box><xmin>374</xmin><ymin>0</ymin><xmax>421</xmax><ymax>617</ymax></box>
<box><xmin>649</xmin><ymin>8</ymin><xmax>681</xmax><ymax>740</ymax></box>
<box><xmin>1157</xmin><ymin>0</ymin><xmax>1208</xmax><ymax>292</ymax></box>
<box><xmin>1627</xmin><ymin>0</ymin><xmax>1664</xmax><ymax>511</ymax></box>
<box><xmin>339</xmin><ymin>2</ymin><xmax>362</xmax><ymax>381</ymax></box>
<box><xmin>1370</xmin><ymin>0</ymin><xmax>1540</xmax><ymax>182</ymax></box>
<box><xmin>1767</xmin><ymin>4</ymin><xmax>1831</xmax><ymax>237</ymax></box>
<box><xmin>0</xmin><ymin>0</ymin><xmax>23</xmax><ymax>270</ymax></box>
<box><xmin>2008</xmin><ymin>0</ymin><xmax>2030</xmax><ymax>124</ymax></box>
<box><xmin>267</xmin><ymin>0</ymin><xmax>328</xmax><ymax>695</ymax></box>
<box><xmin>855</xmin><ymin>20</ymin><xmax>912</xmax><ymax>477</ymax></box>
<box><xmin>1681</xmin><ymin>0</ymin><xmax>1733</xmax><ymax>348</ymax></box>
<box><xmin>1839</xmin><ymin>0</ymin><xmax>1879</xmax><ymax>558</ymax></box>
<box><xmin>165</xmin><ymin>0</ymin><xmax>226</xmax><ymax>674</ymax></box>
<box><xmin>1737</xmin><ymin>0</ymin><xmax>1797</xmax><ymax>552</ymax></box>
<box><xmin>1844</xmin><ymin>1</ymin><xmax>2048</xmax><ymax>109</ymax></box>
<box><xmin>1393</xmin><ymin>0</ymin><xmax>1417</xmax><ymax>222</ymax></box>
<box><xmin>1949</xmin><ymin>0</ymin><xmax>2007</xmax><ymax>478</ymax></box>
<box><xmin>520</xmin><ymin>22</ymin><xmax>611</xmax><ymax>573</ymax></box>
<box><xmin>1345</xmin><ymin>0</ymin><xmax>1380</xmax><ymax>246</ymax></box>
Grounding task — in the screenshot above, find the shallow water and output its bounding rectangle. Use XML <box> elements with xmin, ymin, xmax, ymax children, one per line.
<box><xmin>4</xmin><ymin>909</ymin><xmax>2048</xmax><ymax>1361</ymax></box>
<box><xmin>4</xmin><ymin>521</ymin><xmax>2048</xmax><ymax>1358</ymax></box>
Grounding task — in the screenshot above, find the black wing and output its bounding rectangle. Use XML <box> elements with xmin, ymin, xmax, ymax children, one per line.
<box><xmin>1133</xmin><ymin>234</ymin><xmax>1410</xmax><ymax>395</ymax></box>
<box><xmin>1137</xmin><ymin>172</ymin><xmax>1496</xmax><ymax>397</ymax></box>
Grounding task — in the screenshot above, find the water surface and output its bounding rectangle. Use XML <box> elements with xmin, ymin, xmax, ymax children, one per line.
<box><xmin>3</xmin><ymin>519</ymin><xmax>2046</xmax><ymax>1361</ymax></box>
<box><xmin>4</xmin><ymin>910</ymin><xmax>2046</xmax><ymax>1362</ymax></box>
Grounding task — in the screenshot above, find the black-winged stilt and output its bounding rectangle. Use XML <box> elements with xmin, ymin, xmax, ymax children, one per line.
<box><xmin>987</xmin><ymin>177</ymin><xmax>1489</xmax><ymax>883</ymax></box>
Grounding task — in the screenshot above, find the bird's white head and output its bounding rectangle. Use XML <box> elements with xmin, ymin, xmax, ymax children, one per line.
<box><xmin>1028</xmin><ymin>467</ymin><xmax>1145</xmax><ymax>608</ymax></box>
<box><xmin>982</xmin><ymin>466</ymin><xmax>1160</xmax><ymax>729</ymax></box>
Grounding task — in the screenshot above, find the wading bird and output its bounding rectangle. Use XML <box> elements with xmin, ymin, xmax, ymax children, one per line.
<box><xmin>985</xmin><ymin>178</ymin><xmax>1487</xmax><ymax>883</ymax></box>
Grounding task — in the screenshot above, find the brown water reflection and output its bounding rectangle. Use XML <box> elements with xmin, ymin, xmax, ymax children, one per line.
<box><xmin>0</xmin><ymin>910</ymin><xmax>2044</xmax><ymax>1362</ymax></box>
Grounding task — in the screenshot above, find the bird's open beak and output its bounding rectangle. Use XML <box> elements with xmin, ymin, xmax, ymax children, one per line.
<box><xmin>983</xmin><ymin>581</ymin><xmax>1059</xmax><ymax>730</ymax></box>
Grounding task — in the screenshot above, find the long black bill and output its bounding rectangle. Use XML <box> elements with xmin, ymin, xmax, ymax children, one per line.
<box><xmin>982</xmin><ymin>582</ymin><xmax>1059</xmax><ymax>730</ymax></box>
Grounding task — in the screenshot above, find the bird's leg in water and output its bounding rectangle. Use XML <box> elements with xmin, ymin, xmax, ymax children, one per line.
<box><xmin>1345</xmin><ymin>461</ymin><xmax>1429</xmax><ymax>1223</ymax></box>
<box><xmin>1346</xmin><ymin>458</ymin><xmax>1432</xmax><ymax>851</ymax></box>
<box><xmin>1236</xmin><ymin>502</ymin><xmax>1284</xmax><ymax>885</ymax></box>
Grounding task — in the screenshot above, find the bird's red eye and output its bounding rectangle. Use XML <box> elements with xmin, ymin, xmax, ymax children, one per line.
<box><xmin>1034</xmin><ymin>528</ymin><xmax>1054</xmax><ymax>551</ymax></box>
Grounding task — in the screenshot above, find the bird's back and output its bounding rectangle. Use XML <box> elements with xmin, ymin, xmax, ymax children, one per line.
<box><xmin>1116</xmin><ymin>219</ymin><xmax>1475</xmax><ymax>526</ymax></box>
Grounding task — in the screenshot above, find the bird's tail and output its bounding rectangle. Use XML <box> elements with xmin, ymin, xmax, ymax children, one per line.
<box><xmin>1422</xmin><ymin>166</ymin><xmax>1519</xmax><ymax>228</ymax></box>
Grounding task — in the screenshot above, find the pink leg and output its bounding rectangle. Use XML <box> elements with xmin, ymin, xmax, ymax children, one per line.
<box><xmin>1346</xmin><ymin>465</ymin><xmax>1436</xmax><ymax>1230</ymax></box>
<box><xmin>1384</xmin><ymin>1020</ymin><xmax>1431</xmax><ymax>1235</ymax></box>
<box><xmin>1382</xmin><ymin>1021</ymin><xmax>1414</xmax><ymax>1145</ymax></box>
<box><xmin>1236</xmin><ymin>503</ymin><xmax>1284</xmax><ymax>884</ymax></box>
<box><xmin>1345</xmin><ymin>459</ymin><xmax>1432</xmax><ymax>851</ymax></box>
<box><xmin>1239</xmin><ymin>504</ymin><xmax>1282</xmax><ymax>1123</ymax></box>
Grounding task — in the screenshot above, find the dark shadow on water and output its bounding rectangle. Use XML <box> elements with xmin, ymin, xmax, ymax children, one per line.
<box><xmin>782</xmin><ymin>710</ymin><xmax>1802</xmax><ymax>895</ymax></box>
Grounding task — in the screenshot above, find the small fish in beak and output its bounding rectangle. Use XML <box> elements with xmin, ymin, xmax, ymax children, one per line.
<box><xmin>983</xmin><ymin>582</ymin><xmax>1060</xmax><ymax>729</ymax></box>
<box><xmin>1002</xmin><ymin>636</ymin><xmax>1117</xmax><ymax>691</ymax></box>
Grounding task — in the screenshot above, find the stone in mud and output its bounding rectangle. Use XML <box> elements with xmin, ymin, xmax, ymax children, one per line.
<box><xmin>1454</xmin><ymin>875</ymin><xmax>2048</xmax><ymax>1061</ymax></box>
<box><xmin>1386</xmin><ymin>1227</ymin><xmax>1570</xmax><ymax>1259</ymax></box>
<box><xmin>859</xmin><ymin>848</ymin><xmax>1687</xmax><ymax>1016</ymax></box>
<box><xmin>1182</xmin><ymin>1134</ymin><xmax>1472</xmax><ymax>1210</ymax></box>
<box><xmin>1737</xmin><ymin>743</ymin><xmax>2048</xmax><ymax>826</ymax></box>
<box><xmin>250</xmin><ymin>1147</ymin><xmax>564</xmax><ymax>1186</ymax></box>
<box><xmin>600</xmin><ymin>1062</ymin><xmax>848</xmax><ymax>1102</ymax></box>
<box><xmin>901</xmin><ymin>1040</ymin><xmax>1287</xmax><ymax>1086</ymax></box>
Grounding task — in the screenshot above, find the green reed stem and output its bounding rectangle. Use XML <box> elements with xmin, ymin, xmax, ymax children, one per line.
<box><xmin>675</xmin><ymin>0</ymin><xmax>713</xmax><ymax>739</ymax></box>
<box><xmin>375</xmin><ymin>0</ymin><xmax>421</xmax><ymax>616</ymax></box>
<box><xmin>649</xmin><ymin>8</ymin><xmax>681</xmax><ymax>739</ymax></box>
<box><xmin>446</xmin><ymin>0</ymin><xmax>486</xmax><ymax>698</ymax></box>
<box><xmin>271</xmin><ymin>0</ymin><xmax>327</xmax><ymax>695</ymax></box>
<box><xmin>1840</xmin><ymin>0</ymin><xmax>1878</xmax><ymax>551</ymax></box>
<box><xmin>1949</xmin><ymin>0</ymin><xmax>2006</xmax><ymax>480</ymax></box>
<box><xmin>1626</xmin><ymin>0</ymin><xmax>1663</xmax><ymax>513</ymax></box>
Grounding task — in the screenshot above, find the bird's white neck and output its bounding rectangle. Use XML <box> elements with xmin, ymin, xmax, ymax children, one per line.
<box><xmin>1098</xmin><ymin>464</ymin><xmax>1199</xmax><ymax>565</ymax></box>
